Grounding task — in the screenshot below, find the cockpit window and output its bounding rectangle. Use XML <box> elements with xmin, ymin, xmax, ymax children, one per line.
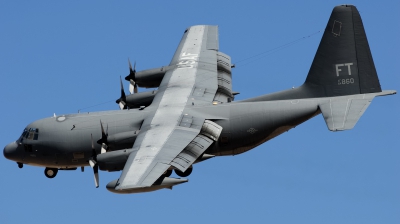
<box><xmin>21</xmin><ymin>129</ymin><xmax>28</xmax><ymax>139</ymax></box>
<box><xmin>20</xmin><ymin>128</ymin><xmax>39</xmax><ymax>141</ymax></box>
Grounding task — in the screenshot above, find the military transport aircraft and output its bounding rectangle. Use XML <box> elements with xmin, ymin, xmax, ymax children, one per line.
<box><xmin>3</xmin><ymin>5</ymin><xmax>396</xmax><ymax>194</ymax></box>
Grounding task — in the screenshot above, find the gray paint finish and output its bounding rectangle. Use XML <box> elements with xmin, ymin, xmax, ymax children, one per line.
<box><xmin>2</xmin><ymin>5</ymin><xmax>396</xmax><ymax>194</ymax></box>
<box><xmin>116</xmin><ymin>25</ymin><xmax>219</xmax><ymax>190</ymax></box>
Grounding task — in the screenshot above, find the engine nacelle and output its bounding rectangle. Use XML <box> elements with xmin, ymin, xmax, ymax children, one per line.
<box><xmin>107</xmin><ymin>130</ymin><xmax>140</xmax><ymax>151</ymax></box>
<box><xmin>106</xmin><ymin>177</ymin><xmax>188</xmax><ymax>194</ymax></box>
<box><xmin>97</xmin><ymin>130</ymin><xmax>138</xmax><ymax>171</ymax></box>
<box><xmin>124</xmin><ymin>90</ymin><xmax>157</xmax><ymax>108</ymax></box>
<box><xmin>125</xmin><ymin>66</ymin><xmax>172</xmax><ymax>88</ymax></box>
<box><xmin>97</xmin><ymin>148</ymin><xmax>134</xmax><ymax>171</ymax></box>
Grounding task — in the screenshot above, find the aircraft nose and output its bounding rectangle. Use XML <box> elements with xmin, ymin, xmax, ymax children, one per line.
<box><xmin>3</xmin><ymin>142</ymin><xmax>19</xmax><ymax>161</ymax></box>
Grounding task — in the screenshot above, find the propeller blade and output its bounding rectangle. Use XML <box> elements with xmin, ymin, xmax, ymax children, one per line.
<box><xmin>132</xmin><ymin>61</ymin><xmax>137</xmax><ymax>93</ymax></box>
<box><xmin>93</xmin><ymin>164</ymin><xmax>99</xmax><ymax>188</ymax></box>
<box><xmin>89</xmin><ymin>134</ymin><xmax>99</xmax><ymax>188</ymax></box>
<box><xmin>127</xmin><ymin>59</ymin><xmax>136</xmax><ymax>79</ymax></box>
<box><xmin>97</xmin><ymin>120</ymin><xmax>109</xmax><ymax>153</ymax></box>
<box><xmin>129</xmin><ymin>60</ymin><xmax>136</xmax><ymax>74</ymax></box>
<box><xmin>126</xmin><ymin>59</ymin><xmax>137</xmax><ymax>93</ymax></box>
<box><xmin>99</xmin><ymin>120</ymin><xmax>108</xmax><ymax>141</ymax></box>
<box><xmin>100</xmin><ymin>120</ymin><xmax>105</xmax><ymax>136</ymax></box>
<box><xmin>119</xmin><ymin>101</ymin><xmax>126</xmax><ymax>110</ymax></box>
<box><xmin>89</xmin><ymin>159</ymin><xmax>96</xmax><ymax>168</ymax></box>
<box><xmin>101</xmin><ymin>143</ymin><xmax>108</xmax><ymax>154</ymax></box>
<box><xmin>120</xmin><ymin>76</ymin><xmax>126</xmax><ymax>99</ymax></box>
<box><xmin>128</xmin><ymin>58</ymin><xmax>136</xmax><ymax>73</ymax></box>
<box><xmin>129</xmin><ymin>79</ymin><xmax>135</xmax><ymax>94</ymax></box>
<box><xmin>117</xmin><ymin>76</ymin><xmax>128</xmax><ymax>110</ymax></box>
<box><xmin>89</xmin><ymin>134</ymin><xmax>97</xmax><ymax>167</ymax></box>
<box><xmin>129</xmin><ymin>79</ymin><xmax>139</xmax><ymax>94</ymax></box>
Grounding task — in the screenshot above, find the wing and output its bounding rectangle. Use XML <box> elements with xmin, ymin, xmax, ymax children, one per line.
<box><xmin>115</xmin><ymin>25</ymin><xmax>223</xmax><ymax>191</ymax></box>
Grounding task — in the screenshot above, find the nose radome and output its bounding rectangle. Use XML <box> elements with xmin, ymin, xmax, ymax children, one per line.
<box><xmin>3</xmin><ymin>142</ymin><xmax>18</xmax><ymax>161</ymax></box>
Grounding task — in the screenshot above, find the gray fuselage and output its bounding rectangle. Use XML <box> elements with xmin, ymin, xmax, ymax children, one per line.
<box><xmin>5</xmin><ymin>98</ymin><xmax>320</xmax><ymax>169</ymax></box>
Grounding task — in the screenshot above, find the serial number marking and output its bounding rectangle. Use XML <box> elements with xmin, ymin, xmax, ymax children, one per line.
<box><xmin>338</xmin><ymin>78</ymin><xmax>354</xmax><ymax>85</ymax></box>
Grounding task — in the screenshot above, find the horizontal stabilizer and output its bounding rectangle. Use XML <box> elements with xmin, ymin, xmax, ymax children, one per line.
<box><xmin>319</xmin><ymin>91</ymin><xmax>396</xmax><ymax>131</ymax></box>
<box><xmin>319</xmin><ymin>98</ymin><xmax>371</xmax><ymax>131</ymax></box>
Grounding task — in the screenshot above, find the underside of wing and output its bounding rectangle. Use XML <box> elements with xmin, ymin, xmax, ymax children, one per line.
<box><xmin>114</xmin><ymin>119</ymin><xmax>222</xmax><ymax>191</ymax></box>
<box><xmin>171</xmin><ymin>134</ymin><xmax>214</xmax><ymax>172</ymax></box>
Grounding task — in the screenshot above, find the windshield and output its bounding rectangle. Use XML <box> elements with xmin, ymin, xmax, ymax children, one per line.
<box><xmin>19</xmin><ymin>128</ymin><xmax>39</xmax><ymax>142</ymax></box>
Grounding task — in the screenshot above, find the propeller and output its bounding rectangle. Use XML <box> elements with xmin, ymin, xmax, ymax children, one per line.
<box><xmin>96</xmin><ymin>120</ymin><xmax>108</xmax><ymax>154</ymax></box>
<box><xmin>116</xmin><ymin>76</ymin><xmax>128</xmax><ymax>110</ymax></box>
<box><xmin>89</xmin><ymin>134</ymin><xmax>99</xmax><ymax>188</ymax></box>
<box><xmin>126</xmin><ymin>59</ymin><xmax>138</xmax><ymax>94</ymax></box>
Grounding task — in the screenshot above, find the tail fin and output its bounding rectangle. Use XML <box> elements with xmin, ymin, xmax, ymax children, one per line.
<box><xmin>305</xmin><ymin>5</ymin><xmax>382</xmax><ymax>97</ymax></box>
<box><xmin>307</xmin><ymin>5</ymin><xmax>396</xmax><ymax>131</ymax></box>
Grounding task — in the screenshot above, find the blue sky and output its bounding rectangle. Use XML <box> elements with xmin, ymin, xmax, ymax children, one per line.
<box><xmin>1</xmin><ymin>1</ymin><xmax>399</xmax><ymax>223</ymax></box>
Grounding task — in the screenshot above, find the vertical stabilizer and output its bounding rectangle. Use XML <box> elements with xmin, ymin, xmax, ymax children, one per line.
<box><xmin>305</xmin><ymin>5</ymin><xmax>382</xmax><ymax>97</ymax></box>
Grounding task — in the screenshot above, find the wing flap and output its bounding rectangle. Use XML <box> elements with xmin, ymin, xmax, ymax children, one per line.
<box><xmin>115</xmin><ymin>126</ymin><xmax>201</xmax><ymax>190</ymax></box>
<box><xmin>171</xmin><ymin>134</ymin><xmax>214</xmax><ymax>172</ymax></box>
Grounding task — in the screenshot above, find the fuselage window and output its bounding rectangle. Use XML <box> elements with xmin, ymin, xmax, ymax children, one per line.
<box><xmin>33</xmin><ymin>128</ymin><xmax>39</xmax><ymax>140</ymax></box>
